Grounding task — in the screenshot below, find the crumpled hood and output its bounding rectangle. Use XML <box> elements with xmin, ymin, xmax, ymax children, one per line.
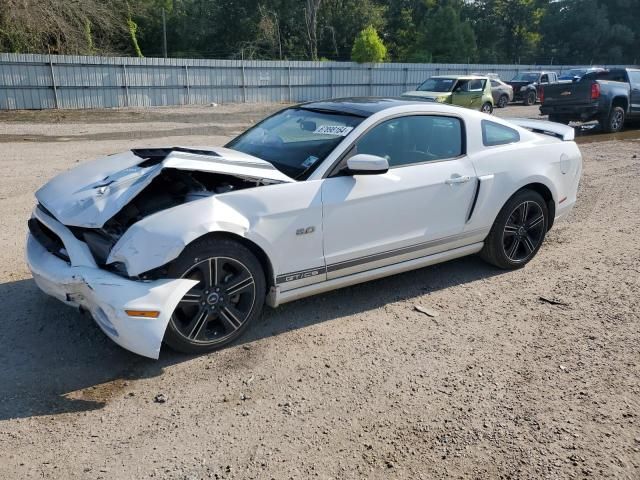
<box><xmin>36</xmin><ymin>146</ymin><xmax>293</xmax><ymax>228</ymax></box>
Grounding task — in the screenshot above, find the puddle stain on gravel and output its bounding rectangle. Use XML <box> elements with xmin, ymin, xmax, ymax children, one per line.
<box><xmin>64</xmin><ymin>378</ymin><xmax>131</xmax><ymax>404</ymax></box>
<box><xmin>575</xmin><ymin>125</ymin><xmax>640</xmax><ymax>144</ymax></box>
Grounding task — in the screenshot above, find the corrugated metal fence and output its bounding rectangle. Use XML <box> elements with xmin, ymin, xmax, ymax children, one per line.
<box><xmin>0</xmin><ymin>53</ymin><xmax>630</xmax><ymax>110</ymax></box>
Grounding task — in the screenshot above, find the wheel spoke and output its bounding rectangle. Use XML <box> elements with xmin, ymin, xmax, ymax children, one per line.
<box><xmin>507</xmin><ymin>238</ymin><xmax>520</xmax><ymax>259</ymax></box>
<box><xmin>527</xmin><ymin>214</ymin><xmax>544</xmax><ymax>230</ymax></box>
<box><xmin>522</xmin><ymin>235</ymin><xmax>536</xmax><ymax>253</ymax></box>
<box><xmin>225</xmin><ymin>274</ymin><xmax>254</xmax><ymax>296</ymax></box>
<box><xmin>185</xmin><ymin>308</ymin><xmax>209</xmax><ymax>339</ymax></box>
<box><xmin>520</xmin><ymin>202</ymin><xmax>529</xmax><ymax>224</ymax></box>
<box><xmin>219</xmin><ymin>306</ymin><xmax>243</xmax><ymax>332</ymax></box>
<box><xmin>504</xmin><ymin>223</ymin><xmax>518</xmax><ymax>237</ymax></box>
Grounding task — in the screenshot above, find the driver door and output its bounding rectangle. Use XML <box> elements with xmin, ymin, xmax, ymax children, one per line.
<box><xmin>320</xmin><ymin>114</ymin><xmax>478</xmax><ymax>279</ymax></box>
<box><xmin>452</xmin><ymin>79</ymin><xmax>485</xmax><ymax>110</ymax></box>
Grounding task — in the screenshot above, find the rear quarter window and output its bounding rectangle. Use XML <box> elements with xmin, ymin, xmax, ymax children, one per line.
<box><xmin>482</xmin><ymin>120</ymin><xmax>520</xmax><ymax>146</ymax></box>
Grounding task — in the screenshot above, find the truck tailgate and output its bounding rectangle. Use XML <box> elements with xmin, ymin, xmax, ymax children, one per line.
<box><xmin>543</xmin><ymin>81</ymin><xmax>593</xmax><ymax>106</ymax></box>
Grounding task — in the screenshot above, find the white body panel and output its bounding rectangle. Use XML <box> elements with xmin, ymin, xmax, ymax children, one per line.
<box><xmin>26</xmin><ymin>102</ymin><xmax>583</xmax><ymax>358</ymax></box>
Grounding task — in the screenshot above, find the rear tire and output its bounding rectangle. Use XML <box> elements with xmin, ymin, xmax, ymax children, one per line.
<box><xmin>600</xmin><ymin>106</ymin><xmax>625</xmax><ymax>133</ymax></box>
<box><xmin>498</xmin><ymin>95</ymin><xmax>509</xmax><ymax>108</ymax></box>
<box><xmin>524</xmin><ymin>90</ymin><xmax>537</xmax><ymax>106</ymax></box>
<box><xmin>164</xmin><ymin>237</ymin><xmax>266</xmax><ymax>354</ymax></box>
<box><xmin>480</xmin><ymin>189</ymin><xmax>549</xmax><ymax>270</ymax></box>
<box><xmin>481</xmin><ymin>102</ymin><xmax>493</xmax><ymax>114</ymax></box>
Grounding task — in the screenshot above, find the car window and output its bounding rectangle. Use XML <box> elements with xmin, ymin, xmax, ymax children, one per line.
<box><xmin>227</xmin><ymin>107</ymin><xmax>363</xmax><ymax>179</ymax></box>
<box><xmin>355</xmin><ymin>115</ymin><xmax>463</xmax><ymax>167</ymax></box>
<box><xmin>490</xmin><ymin>80</ymin><xmax>500</xmax><ymax>88</ymax></box>
<box><xmin>629</xmin><ymin>71</ymin><xmax>640</xmax><ymax>86</ymax></box>
<box><xmin>482</xmin><ymin>120</ymin><xmax>520</xmax><ymax>147</ymax></box>
<box><xmin>604</xmin><ymin>70</ymin><xmax>628</xmax><ymax>82</ymax></box>
<box><xmin>417</xmin><ymin>78</ymin><xmax>457</xmax><ymax>92</ymax></box>
<box><xmin>540</xmin><ymin>74</ymin><xmax>549</xmax><ymax>83</ymax></box>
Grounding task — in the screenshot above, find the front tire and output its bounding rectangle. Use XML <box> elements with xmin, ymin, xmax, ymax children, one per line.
<box><xmin>601</xmin><ymin>106</ymin><xmax>625</xmax><ymax>133</ymax></box>
<box><xmin>480</xmin><ymin>189</ymin><xmax>549</xmax><ymax>270</ymax></box>
<box><xmin>164</xmin><ymin>237</ymin><xmax>266</xmax><ymax>354</ymax></box>
<box><xmin>524</xmin><ymin>90</ymin><xmax>537</xmax><ymax>106</ymax></box>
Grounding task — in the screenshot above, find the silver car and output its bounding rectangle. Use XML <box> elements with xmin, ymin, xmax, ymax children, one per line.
<box><xmin>490</xmin><ymin>78</ymin><xmax>514</xmax><ymax>108</ymax></box>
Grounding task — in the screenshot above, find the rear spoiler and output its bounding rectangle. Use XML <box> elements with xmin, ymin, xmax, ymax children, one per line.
<box><xmin>509</xmin><ymin>118</ymin><xmax>575</xmax><ymax>141</ymax></box>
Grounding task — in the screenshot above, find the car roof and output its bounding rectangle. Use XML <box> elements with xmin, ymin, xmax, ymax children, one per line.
<box><xmin>298</xmin><ymin>97</ymin><xmax>439</xmax><ymax>117</ymax></box>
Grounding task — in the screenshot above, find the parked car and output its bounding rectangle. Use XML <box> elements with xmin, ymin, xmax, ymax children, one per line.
<box><xmin>507</xmin><ymin>71</ymin><xmax>559</xmax><ymax>106</ymax></box>
<box><xmin>558</xmin><ymin>67</ymin><xmax>606</xmax><ymax>82</ymax></box>
<box><xmin>27</xmin><ymin>98</ymin><xmax>582</xmax><ymax>358</ymax></box>
<box><xmin>540</xmin><ymin>68</ymin><xmax>640</xmax><ymax>132</ymax></box>
<box><xmin>490</xmin><ymin>78</ymin><xmax>514</xmax><ymax>108</ymax></box>
<box><xmin>403</xmin><ymin>75</ymin><xmax>494</xmax><ymax>113</ymax></box>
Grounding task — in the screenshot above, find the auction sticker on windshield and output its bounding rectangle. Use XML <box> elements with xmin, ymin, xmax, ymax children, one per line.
<box><xmin>313</xmin><ymin>125</ymin><xmax>354</xmax><ymax>136</ymax></box>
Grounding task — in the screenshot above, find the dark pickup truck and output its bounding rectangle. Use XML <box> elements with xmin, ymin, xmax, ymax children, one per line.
<box><xmin>540</xmin><ymin>68</ymin><xmax>640</xmax><ymax>133</ymax></box>
<box><xmin>507</xmin><ymin>71</ymin><xmax>559</xmax><ymax>105</ymax></box>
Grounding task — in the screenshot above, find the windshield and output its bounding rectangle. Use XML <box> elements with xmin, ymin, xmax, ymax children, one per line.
<box><xmin>559</xmin><ymin>69</ymin><xmax>587</xmax><ymax>80</ymax></box>
<box><xmin>511</xmin><ymin>73</ymin><xmax>539</xmax><ymax>82</ymax></box>
<box><xmin>226</xmin><ymin>107</ymin><xmax>363</xmax><ymax>180</ymax></box>
<box><xmin>417</xmin><ymin>78</ymin><xmax>456</xmax><ymax>92</ymax></box>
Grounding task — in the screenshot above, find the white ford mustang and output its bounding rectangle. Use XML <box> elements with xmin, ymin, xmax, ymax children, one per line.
<box><xmin>27</xmin><ymin>98</ymin><xmax>582</xmax><ymax>358</ymax></box>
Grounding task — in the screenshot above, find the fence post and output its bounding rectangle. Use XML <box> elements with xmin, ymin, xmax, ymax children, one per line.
<box><xmin>368</xmin><ymin>66</ymin><xmax>373</xmax><ymax>96</ymax></box>
<box><xmin>184</xmin><ymin>65</ymin><xmax>190</xmax><ymax>105</ymax></box>
<box><xmin>287</xmin><ymin>64</ymin><xmax>292</xmax><ymax>102</ymax></box>
<box><xmin>122</xmin><ymin>64</ymin><xmax>130</xmax><ymax>107</ymax></box>
<box><xmin>403</xmin><ymin>67</ymin><xmax>409</xmax><ymax>92</ymax></box>
<box><xmin>48</xmin><ymin>55</ymin><xmax>59</xmax><ymax>109</ymax></box>
<box><xmin>330</xmin><ymin>66</ymin><xmax>334</xmax><ymax>98</ymax></box>
<box><xmin>241</xmin><ymin>62</ymin><xmax>247</xmax><ymax>103</ymax></box>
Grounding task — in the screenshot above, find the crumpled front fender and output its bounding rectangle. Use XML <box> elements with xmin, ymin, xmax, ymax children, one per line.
<box><xmin>107</xmin><ymin>196</ymin><xmax>272</xmax><ymax>277</ymax></box>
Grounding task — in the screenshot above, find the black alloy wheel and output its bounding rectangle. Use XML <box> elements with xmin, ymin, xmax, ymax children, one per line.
<box><xmin>501</xmin><ymin>201</ymin><xmax>546</xmax><ymax>263</ymax></box>
<box><xmin>480</xmin><ymin>189</ymin><xmax>549</xmax><ymax>270</ymax></box>
<box><xmin>498</xmin><ymin>95</ymin><xmax>509</xmax><ymax>108</ymax></box>
<box><xmin>164</xmin><ymin>237</ymin><xmax>266</xmax><ymax>354</ymax></box>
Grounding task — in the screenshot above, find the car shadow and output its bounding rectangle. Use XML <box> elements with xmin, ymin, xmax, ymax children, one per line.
<box><xmin>0</xmin><ymin>256</ymin><xmax>503</xmax><ymax>421</ymax></box>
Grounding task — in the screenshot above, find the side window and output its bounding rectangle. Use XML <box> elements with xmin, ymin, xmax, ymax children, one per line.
<box><xmin>540</xmin><ymin>74</ymin><xmax>549</xmax><ymax>83</ymax></box>
<box><xmin>629</xmin><ymin>71</ymin><xmax>640</xmax><ymax>86</ymax></box>
<box><xmin>482</xmin><ymin>120</ymin><xmax>520</xmax><ymax>146</ymax></box>
<box><xmin>355</xmin><ymin>115</ymin><xmax>463</xmax><ymax>167</ymax></box>
<box><xmin>490</xmin><ymin>80</ymin><xmax>500</xmax><ymax>88</ymax></box>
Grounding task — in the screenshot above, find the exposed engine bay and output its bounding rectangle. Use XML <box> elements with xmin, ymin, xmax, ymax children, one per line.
<box><xmin>71</xmin><ymin>167</ymin><xmax>268</xmax><ymax>268</ymax></box>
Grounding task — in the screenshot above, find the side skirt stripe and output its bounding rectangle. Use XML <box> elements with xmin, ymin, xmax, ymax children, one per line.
<box><xmin>276</xmin><ymin>229</ymin><xmax>485</xmax><ymax>284</ymax></box>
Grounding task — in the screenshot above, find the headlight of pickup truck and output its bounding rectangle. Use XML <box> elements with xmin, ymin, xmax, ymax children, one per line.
<box><xmin>520</xmin><ymin>86</ymin><xmax>527</xmax><ymax>92</ymax></box>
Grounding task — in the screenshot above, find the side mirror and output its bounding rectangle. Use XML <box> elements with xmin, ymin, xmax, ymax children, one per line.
<box><xmin>346</xmin><ymin>154</ymin><xmax>389</xmax><ymax>175</ymax></box>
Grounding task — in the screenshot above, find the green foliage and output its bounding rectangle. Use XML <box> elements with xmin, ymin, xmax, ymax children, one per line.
<box><xmin>1</xmin><ymin>0</ymin><xmax>639</xmax><ymax>64</ymax></box>
<box><xmin>409</xmin><ymin>5</ymin><xmax>477</xmax><ymax>63</ymax></box>
<box><xmin>351</xmin><ymin>26</ymin><xmax>387</xmax><ymax>63</ymax></box>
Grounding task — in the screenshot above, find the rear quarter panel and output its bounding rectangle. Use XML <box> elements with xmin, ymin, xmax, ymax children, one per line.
<box><xmin>465</xmin><ymin>133</ymin><xmax>582</xmax><ymax>232</ymax></box>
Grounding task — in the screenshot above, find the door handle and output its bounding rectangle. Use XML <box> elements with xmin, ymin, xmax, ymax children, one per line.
<box><xmin>445</xmin><ymin>175</ymin><xmax>471</xmax><ymax>185</ymax></box>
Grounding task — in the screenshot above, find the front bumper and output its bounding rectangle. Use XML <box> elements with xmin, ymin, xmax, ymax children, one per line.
<box><xmin>26</xmin><ymin>208</ymin><xmax>197</xmax><ymax>359</ymax></box>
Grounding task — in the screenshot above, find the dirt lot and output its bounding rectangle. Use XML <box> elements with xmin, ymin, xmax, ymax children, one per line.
<box><xmin>0</xmin><ymin>102</ymin><xmax>638</xmax><ymax>479</ymax></box>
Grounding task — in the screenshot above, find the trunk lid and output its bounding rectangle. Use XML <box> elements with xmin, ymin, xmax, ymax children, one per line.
<box><xmin>36</xmin><ymin>147</ymin><xmax>293</xmax><ymax>228</ymax></box>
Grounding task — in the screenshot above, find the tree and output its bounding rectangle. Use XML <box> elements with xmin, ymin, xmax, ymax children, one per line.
<box><xmin>409</xmin><ymin>4</ymin><xmax>477</xmax><ymax>63</ymax></box>
<box><xmin>305</xmin><ymin>0</ymin><xmax>323</xmax><ymax>60</ymax></box>
<box><xmin>351</xmin><ymin>25</ymin><xmax>387</xmax><ymax>63</ymax></box>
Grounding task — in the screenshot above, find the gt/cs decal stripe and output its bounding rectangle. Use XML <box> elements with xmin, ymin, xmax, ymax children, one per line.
<box><xmin>276</xmin><ymin>229</ymin><xmax>485</xmax><ymax>284</ymax></box>
<box><xmin>276</xmin><ymin>267</ymin><xmax>327</xmax><ymax>285</ymax></box>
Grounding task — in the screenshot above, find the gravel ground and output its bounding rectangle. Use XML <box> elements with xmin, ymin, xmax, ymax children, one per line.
<box><xmin>0</xmin><ymin>102</ymin><xmax>639</xmax><ymax>479</ymax></box>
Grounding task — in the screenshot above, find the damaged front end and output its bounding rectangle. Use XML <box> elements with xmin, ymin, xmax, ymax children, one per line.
<box><xmin>35</xmin><ymin>146</ymin><xmax>292</xmax><ymax>277</ymax></box>
<box><xmin>26</xmin><ymin>146</ymin><xmax>292</xmax><ymax>358</ymax></box>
